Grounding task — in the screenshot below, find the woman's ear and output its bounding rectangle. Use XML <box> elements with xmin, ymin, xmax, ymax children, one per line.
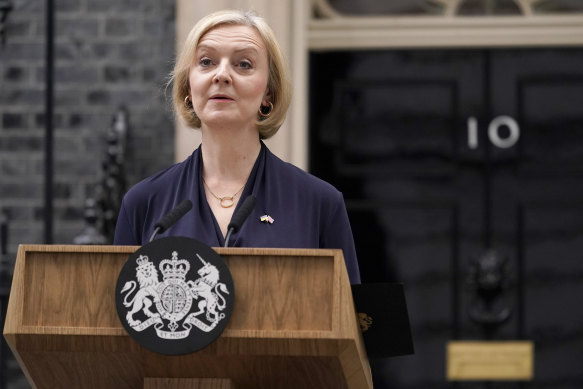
<box><xmin>262</xmin><ymin>89</ymin><xmax>271</xmax><ymax>105</ymax></box>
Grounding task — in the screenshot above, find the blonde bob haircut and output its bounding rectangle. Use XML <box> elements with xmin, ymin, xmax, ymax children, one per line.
<box><xmin>170</xmin><ymin>9</ymin><xmax>292</xmax><ymax>139</ymax></box>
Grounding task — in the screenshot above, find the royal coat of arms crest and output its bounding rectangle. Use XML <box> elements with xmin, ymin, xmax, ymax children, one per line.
<box><xmin>115</xmin><ymin>237</ymin><xmax>235</xmax><ymax>355</ymax></box>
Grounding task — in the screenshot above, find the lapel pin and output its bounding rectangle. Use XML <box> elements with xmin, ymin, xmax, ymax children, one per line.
<box><xmin>260</xmin><ymin>215</ymin><xmax>274</xmax><ymax>224</ymax></box>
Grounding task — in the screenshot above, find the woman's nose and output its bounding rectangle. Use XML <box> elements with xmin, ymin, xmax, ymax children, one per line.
<box><xmin>213</xmin><ymin>61</ymin><xmax>231</xmax><ymax>84</ymax></box>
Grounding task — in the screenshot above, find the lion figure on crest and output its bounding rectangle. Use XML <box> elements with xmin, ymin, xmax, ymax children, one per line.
<box><xmin>121</xmin><ymin>255</ymin><xmax>161</xmax><ymax>327</ymax></box>
<box><xmin>188</xmin><ymin>255</ymin><xmax>229</xmax><ymax>323</ymax></box>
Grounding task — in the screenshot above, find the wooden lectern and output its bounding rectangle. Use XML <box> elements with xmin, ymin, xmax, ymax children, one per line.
<box><xmin>3</xmin><ymin>245</ymin><xmax>372</xmax><ymax>389</ymax></box>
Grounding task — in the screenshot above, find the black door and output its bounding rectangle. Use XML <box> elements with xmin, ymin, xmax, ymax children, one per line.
<box><xmin>309</xmin><ymin>48</ymin><xmax>583</xmax><ymax>388</ymax></box>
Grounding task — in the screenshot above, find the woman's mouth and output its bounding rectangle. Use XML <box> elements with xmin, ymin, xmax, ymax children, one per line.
<box><xmin>210</xmin><ymin>95</ymin><xmax>234</xmax><ymax>101</ymax></box>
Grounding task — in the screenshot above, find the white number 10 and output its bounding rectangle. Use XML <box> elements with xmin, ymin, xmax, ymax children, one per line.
<box><xmin>467</xmin><ymin>116</ymin><xmax>520</xmax><ymax>149</ymax></box>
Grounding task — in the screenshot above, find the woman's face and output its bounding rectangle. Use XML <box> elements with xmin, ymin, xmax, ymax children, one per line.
<box><xmin>188</xmin><ymin>24</ymin><xmax>270</xmax><ymax>131</ymax></box>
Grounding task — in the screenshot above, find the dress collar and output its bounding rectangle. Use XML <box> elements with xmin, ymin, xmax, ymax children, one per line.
<box><xmin>194</xmin><ymin>141</ymin><xmax>267</xmax><ymax>247</ymax></box>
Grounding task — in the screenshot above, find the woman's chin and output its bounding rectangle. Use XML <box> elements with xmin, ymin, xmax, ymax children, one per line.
<box><xmin>201</xmin><ymin>114</ymin><xmax>256</xmax><ymax>131</ymax></box>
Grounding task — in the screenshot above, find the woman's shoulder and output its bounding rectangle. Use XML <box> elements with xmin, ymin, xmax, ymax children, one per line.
<box><xmin>122</xmin><ymin>152</ymin><xmax>196</xmax><ymax>207</ymax></box>
<box><xmin>266</xmin><ymin>148</ymin><xmax>342</xmax><ymax>201</ymax></box>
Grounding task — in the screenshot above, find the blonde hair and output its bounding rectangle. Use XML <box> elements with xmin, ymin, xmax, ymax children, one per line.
<box><xmin>170</xmin><ymin>10</ymin><xmax>292</xmax><ymax>139</ymax></box>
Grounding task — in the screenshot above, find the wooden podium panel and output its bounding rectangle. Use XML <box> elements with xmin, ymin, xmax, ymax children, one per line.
<box><xmin>144</xmin><ymin>378</ymin><xmax>234</xmax><ymax>389</ymax></box>
<box><xmin>4</xmin><ymin>245</ymin><xmax>372</xmax><ymax>389</ymax></box>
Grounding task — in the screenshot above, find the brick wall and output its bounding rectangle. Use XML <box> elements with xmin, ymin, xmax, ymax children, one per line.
<box><xmin>0</xmin><ymin>0</ymin><xmax>176</xmax><ymax>255</ymax></box>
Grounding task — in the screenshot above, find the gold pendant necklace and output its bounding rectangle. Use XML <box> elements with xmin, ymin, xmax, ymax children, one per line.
<box><xmin>202</xmin><ymin>177</ymin><xmax>245</xmax><ymax>208</ymax></box>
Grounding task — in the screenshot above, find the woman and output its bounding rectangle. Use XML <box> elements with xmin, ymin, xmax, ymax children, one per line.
<box><xmin>114</xmin><ymin>10</ymin><xmax>361</xmax><ymax>284</ymax></box>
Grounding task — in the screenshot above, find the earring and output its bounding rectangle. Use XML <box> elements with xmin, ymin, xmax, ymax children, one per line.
<box><xmin>258</xmin><ymin>102</ymin><xmax>273</xmax><ymax>119</ymax></box>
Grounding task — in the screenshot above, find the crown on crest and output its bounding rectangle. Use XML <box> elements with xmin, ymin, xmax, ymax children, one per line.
<box><xmin>136</xmin><ymin>255</ymin><xmax>150</xmax><ymax>266</ymax></box>
<box><xmin>159</xmin><ymin>251</ymin><xmax>190</xmax><ymax>281</ymax></box>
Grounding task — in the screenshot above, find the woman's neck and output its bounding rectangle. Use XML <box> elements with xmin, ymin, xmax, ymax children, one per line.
<box><xmin>200</xmin><ymin>125</ymin><xmax>261</xmax><ymax>182</ymax></box>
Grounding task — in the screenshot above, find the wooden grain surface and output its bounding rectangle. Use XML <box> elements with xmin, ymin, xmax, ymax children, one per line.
<box><xmin>144</xmin><ymin>378</ymin><xmax>234</xmax><ymax>389</ymax></box>
<box><xmin>3</xmin><ymin>245</ymin><xmax>372</xmax><ymax>389</ymax></box>
<box><xmin>223</xmin><ymin>254</ymin><xmax>333</xmax><ymax>331</ymax></box>
<box><xmin>22</xmin><ymin>250</ymin><xmax>127</xmax><ymax>328</ymax></box>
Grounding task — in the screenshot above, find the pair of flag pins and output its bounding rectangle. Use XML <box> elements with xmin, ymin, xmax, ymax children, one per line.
<box><xmin>260</xmin><ymin>214</ymin><xmax>274</xmax><ymax>224</ymax></box>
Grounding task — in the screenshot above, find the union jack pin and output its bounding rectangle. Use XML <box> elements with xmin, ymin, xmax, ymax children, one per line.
<box><xmin>260</xmin><ymin>215</ymin><xmax>274</xmax><ymax>224</ymax></box>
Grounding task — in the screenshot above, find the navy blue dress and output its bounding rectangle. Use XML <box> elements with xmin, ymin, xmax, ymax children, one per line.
<box><xmin>114</xmin><ymin>142</ymin><xmax>361</xmax><ymax>284</ymax></box>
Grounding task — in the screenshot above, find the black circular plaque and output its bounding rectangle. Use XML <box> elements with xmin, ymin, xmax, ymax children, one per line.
<box><xmin>115</xmin><ymin>236</ymin><xmax>235</xmax><ymax>355</ymax></box>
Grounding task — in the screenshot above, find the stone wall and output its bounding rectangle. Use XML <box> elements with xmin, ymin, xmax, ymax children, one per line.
<box><xmin>0</xmin><ymin>0</ymin><xmax>176</xmax><ymax>255</ymax></box>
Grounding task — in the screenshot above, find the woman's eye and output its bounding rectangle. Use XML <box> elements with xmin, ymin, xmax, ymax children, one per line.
<box><xmin>238</xmin><ymin>60</ymin><xmax>252</xmax><ymax>69</ymax></box>
<box><xmin>200</xmin><ymin>58</ymin><xmax>212</xmax><ymax>66</ymax></box>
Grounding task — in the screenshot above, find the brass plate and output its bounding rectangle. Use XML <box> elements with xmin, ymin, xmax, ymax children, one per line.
<box><xmin>447</xmin><ymin>341</ymin><xmax>534</xmax><ymax>381</ymax></box>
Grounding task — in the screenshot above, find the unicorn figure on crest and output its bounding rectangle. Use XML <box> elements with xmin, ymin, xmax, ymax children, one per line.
<box><xmin>187</xmin><ymin>253</ymin><xmax>229</xmax><ymax>323</ymax></box>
